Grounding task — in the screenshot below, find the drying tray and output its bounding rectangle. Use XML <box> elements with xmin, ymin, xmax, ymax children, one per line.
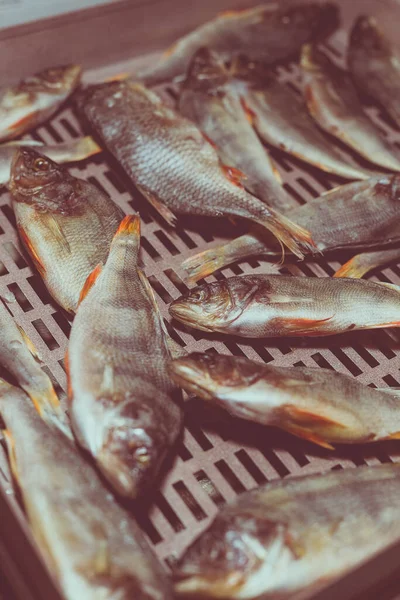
<box><xmin>2</xmin><ymin>0</ymin><xmax>400</xmax><ymax>599</ymax></box>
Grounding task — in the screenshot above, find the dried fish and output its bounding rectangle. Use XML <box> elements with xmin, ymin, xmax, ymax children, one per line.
<box><xmin>9</xmin><ymin>148</ymin><xmax>124</xmax><ymax>313</ymax></box>
<box><xmin>169</xmin><ymin>274</ymin><xmax>400</xmax><ymax>337</ymax></box>
<box><xmin>68</xmin><ymin>216</ymin><xmax>183</xmax><ymax>498</ymax></box>
<box><xmin>0</xmin><ymin>380</ymin><xmax>173</xmax><ymax>600</ymax></box>
<box><xmin>0</xmin><ymin>65</ymin><xmax>81</xmax><ymax>142</ymax></box>
<box><xmin>174</xmin><ymin>463</ymin><xmax>400</xmax><ymax>598</ymax></box>
<box><xmin>170</xmin><ymin>352</ymin><xmax>400</xmax><ymax>449</ymax></box>
<box><xmin>334</xmin><ymin>247</ymin><xmax>400</xmax><ymax>278</ymax></box>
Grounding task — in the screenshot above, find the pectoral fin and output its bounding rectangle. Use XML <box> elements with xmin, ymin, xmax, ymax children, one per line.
<box><xmin>17</xmin><ymin>325</ymin><xmax>41</xmax><ymax>361</ymax></box>
<box><xmin>136</xmin><ymin>184</ymin><xmax>177</xmax><ymax>227</ymax></box>
<box><xmin>274</xmin><ymin>315</ymin><xmax>335</xmax><ymax>334</ymax></box>
<box><xmin>280</xmin><ymin>405</ymin><xmax>347</xmax><ymax>450</ymax></box>
<box><xmin>221</xmin><ymin>164</ymin><xmax>247</xmax><ymax>188</ymax></box>
<box><xmin>78</xmin><ymin>264</ymin><xmax>102</xmax><ymax>306</ymax></box>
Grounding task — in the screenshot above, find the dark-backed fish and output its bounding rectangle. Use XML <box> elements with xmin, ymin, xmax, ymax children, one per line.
<box><xmin>0</xmin><ymin>65</ymin><xmax>82</xmax><ymax>142</ymax></box>
<box><xmin>174</xmin><ymin>463</ymin><xmax>400</xmax><ymax>598</ymax></box>
<box><xmin>9</xmin><ymin>148</ymin><xmax>124</xmax><ymax>313</ymax></box>
<box><xmin>78</xmin><ymin>81</ymin><xmax>314</xmax><ymax>259</ymax></box>
<box><xmin>239</xmin><ymin>59</ymin><xmax>373</xmax><ymax>180</ymax></box>
<box><xmin>136</xmin><ymin>3</ymin><xmax>339</xmax><ymax>85</ymax></box>
<box><xmin>302</xmin><ymin>43</ymin><xmax>400</xmax><ymax>171</ymax></box>
<box><xmin>183</xmin><ymin>174</ymin><xmax>400</xmax><ymax>280</ymax></box>
<box><xmin>169</xmin><ymin>274</ymin><xmax>400</xmax><ymax>337</ymax></box>
<box><xmin>0</xmin><ymin>380</ymin><xmax>173</xmax><ymax>600</ymax></box>
<box><xmin>170</xmin><ymin>353</ymin><xmax>400</xmax><ymax>449</ymax></box>
<box><xmin>68</xmin><ymin>216</ymin><xmax>183</xmax><ymax>498</ymax></box>
<box><xmin>348</xmin><ymin>16</ymin><xmax>400</xmax><ymax>127</ymax></box>
<box><xmin>0</xmin><ymin>137</ymin><xmax>101</xmax><ymax>185</ymax></box>
<box><xmin>179</xmin><ymin>47</ymin><xmax>293</xmax><ymax>213</ymax></box>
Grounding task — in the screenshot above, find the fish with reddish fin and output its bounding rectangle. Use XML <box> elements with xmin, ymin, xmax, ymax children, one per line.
<box><xmin>0</xmin><ymin>380</ymin><xmax>173</xmax><ymax>600</ymax></box>
<box><xmin>9</xmin><ymin>148</ymin><xmax>124</xmax><ymax>313</ymax></box>
<box><xmin>169</xmin><ymin>274</ymin><xmax>400</xmax><ymax>337</ymax></box>
<box><xmin>0</xmin><ymin>136</ymin><xmax>101</xmax><ymax>185</ymax></box>
<box><xmin>334</xmin><ymin>247</ymin><xmax>400</xmax><ymax>279</ymax></box>
<box><xmin>78</xmin><ymin>81</ymin><xmax>314</xmax><ymax>259</ymax></box>
<box><xmin>183</xmin><ymin>174</ymin><xmax>400</xmax><ymax>281</ymax></box>
<box><xmin>68</xmin><ymin>215</ymin><xmax>183</xmax><ymax>498</ymax></box>
<box><xmin>349</xmin><ymin>16</ymin><xmax>400</xmax><ymax>128</ymax></box>
<box><xmin>135</xmin><ymin>2</ymin><xmax>339</xmax><ymax>85</ymax></box>
<box><xmin>0</xmin><ymin>65</ymin><xmax>82</xmax><ymax>142</ymax></box>
<box><xmin>301</xmin><ymin>43</ymin><xmax>400</xmax><ymax>171</ymax></box>
<box><xmin>236</xmin><ymin>58</ymin><xmax>374</xmax><ymax>180</ymax></box>
<box><xmin>170</xmin><ymin>352</ymin><xmax>400</xmax><ymax>449</ymax></box>
<box><xmin>0</xmin><ymin>299</ymin><xmax>68</xmax><ymax>435</ymax></box>
<box><xmin>179</xmin><ymin>47</ymin><xmax>294</xmax><ymax>213</ymax></box>
<box><xmin>174</xmin><ymin>463</ymin><xmax>400</xmax><ymax>599</ymax></box>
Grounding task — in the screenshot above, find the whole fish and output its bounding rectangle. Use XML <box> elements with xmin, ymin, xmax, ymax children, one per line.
<box><xmin>0</xmin><ymin>299</ymin><xmax>67</xmax><ymax>432</ymax></box>
<box><xmin>169</xmin><ymin>274</ymin><xmax>400</xmax><ymax>337</ymax></box>
<box><xmin>0</xmin><ymin>380</ymin><xmax>173</xmax><ymax>600</ymax></box>
<box><xmin>179</xmin><ymin>47</ymin><xmax>294</xmax><ymax>213</ymax></box>
<box><xmin>78</xmin><ymin>81</ymin><xmax>314</xmax><ymax>259</ymax></box>
<box><xmin>170</xmin><ymin>353</ymin><xmax>400</xmax><ymax>449</ymax></box>
<box><xmin>68</xmin><ymin>215</ymin><xmax>183</xmax><ymax>498</ymax></box>
<box><xmin>135</xmin><ymin>2</ymin><xmax>339</xmax><ymax>86</ymax></box>
<box><xmin>335</xmin><ymin>247</ymin><xmax>400</xmax><ymax>278</ymax></box>
<box><xmin>0</xmin><ymin>136</ymin><xmax>101</xmax><ymax>185</ymax></box>
<box><xmin>0</xmin><ymin>65</ymin><xmax>82</xmax><ymax>143</ymax></box>
<box><xmin>174</xmin><ymin>463</ymin><xmax>400</xmax><ymax>599</ymax></box>
<box><xmin>238</xmin><ymin>60</ymin><xmax>373</xmax><ymax>180</ymax></box>
<box><xmin>301</xmin><ymin>44</ymin><xmax>400</xmax><ymax>171</ymax></box>
<box><xmin>9</xmin><ymin>148</ymin><xmax>124</xmax><ymax>313</ymax></box>
<box><xmin>183</xmin><ymin>174</ymin><xmax>400</xmax><ymax>280</ymax></box>
<box><xmin>348</xmin><ymin>16</ymin><xmax>400</xmax><ymax>128</ymax></box>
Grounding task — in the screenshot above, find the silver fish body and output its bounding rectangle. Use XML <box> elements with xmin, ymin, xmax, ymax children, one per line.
<box><xmin>179</xmin><ymin>48</ymin><xmax>293</xmax><ymax>213</ymax></box>
<box><xmin>169</xmin><ymin>353</ymin><xmax>400</xmax><ymax>448</ymax></box>
<box><xmin>174</xmin><ymin>463</ymin><xmax>400</xmax><ymax>598</ymax></box>
<box><xmin>68</xmin><ymin>216</ymin><xmax>183</xmax><ymax>498</ymax></box>
<box><xmin>169</xmin><ymin>274</ymin><xmax>400</xmax><ymax>337</ymax></box>
<box><xmin>136</xmin><ymin>3</ymin><xmax>339</xmax><ymax>85</ymax></box>
<box><xmin>0</xmin><ymin>381</ymin><xmax>173</xmax><ymax>600</ymax></box>
<box><xmin>0</xmin><ymin>65</ymin><xmax>82</xmax><ymax>142</ymax></box>
<box><xmin>301</xmin><ymin>44</ymin><xmax>400</xmax><ymax>171</ymax></box>
<box><xmin>78</xmin><ymin>81</ymin><xmax>314</xmax><ymax>259</ymax></box>
<box><xmin>9</xmin><ymin>148</ymin><xmax>124</xmax><ymax>313</ymax></box>
<box><xmin>348</xmin><ymin>16</ymin><xmax>400</xmax><ymax>127</ymax></box>
<box><xmin>0</xmin><ymin>137</ymin><xmax>100</xmax><ymax>185</ymax></box>
<box><xmin>183</xmin><ymin>174</ymin><xmax>400</xmax><ymax>281</ymax></box>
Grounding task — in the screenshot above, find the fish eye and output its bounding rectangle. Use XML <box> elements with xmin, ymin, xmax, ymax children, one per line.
<box><xmin>134</xmin><ymin>446</ymin><xmax>151</xmax><ymax>464</ymax></box>
<box><xmin>33</xmin><ymin>158</ymin><xmax>49</xmax><ymax>172</ymax></box>
<box><xmin>190</xmin><ymin>289</ymin><xmax>207</xmax><ymax>302</ymax></box>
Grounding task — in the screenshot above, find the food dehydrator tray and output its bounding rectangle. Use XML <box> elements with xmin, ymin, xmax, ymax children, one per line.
<box><xmin>2</xmin><ymin>1</ymin><xmax>400</xmax><ymax>599</ymax></box>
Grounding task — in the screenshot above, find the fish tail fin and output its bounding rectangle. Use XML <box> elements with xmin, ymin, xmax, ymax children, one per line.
<box><xmin>334</xmin><ymin>254</ymin><xmax>369</xmax><ymax>279</ymax></box>
<box><xmin>256</xmin><ymin>210</ymin><xmax>317</xmax><ymax>260</ymax></box>
<box><xmin>70</xmin><ymin>136</ymin><xmax>101</xmax><ymax>160</ymax></box>
<box><xmin>115</xmin><ymin>214</ymin><xmax>141</xmax><ymax>238</ymax></box>
<box><xmin>26</xmin><ymin>379</ymin><xmax>72</xmax><ymax>439</ymax></box>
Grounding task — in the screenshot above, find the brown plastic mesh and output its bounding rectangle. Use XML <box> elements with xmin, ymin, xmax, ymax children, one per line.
<box><xmin>1</xmin><ymin>22</ymin><xmax>400</xmax><ymax>589</ymax></box>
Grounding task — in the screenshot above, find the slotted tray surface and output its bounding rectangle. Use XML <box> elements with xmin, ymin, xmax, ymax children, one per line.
<box><xmin>2</xmin><ymin>20</ymin><xmax>400</xmax><ymax>594</ymax></box>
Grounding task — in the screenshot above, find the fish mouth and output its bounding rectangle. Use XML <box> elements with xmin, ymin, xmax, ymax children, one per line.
<box><xmin>9</xmin><ymin>148</ymin><xmax>48</xmax><ymax>195</ymax></box>
<box><xmin>174</xmin><ymin>571</ymin><xmax>245</xmax><ymax>598</ymax></box>
<box><xmin>169</xmin><ymin>301</ymin><xmax>214</xmax><ymax>332</ymax></box>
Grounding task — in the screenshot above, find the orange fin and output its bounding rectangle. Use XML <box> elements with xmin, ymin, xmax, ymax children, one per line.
<box><xmin>2</xmin><ymin>430</ymin><xmax>18</xmax><ymax>481</ymax></box>
<box><xmin>222</xmin><ymin>164</ymin><xmax>247</xmax><ymax>188</ymax></box>
<box><xmin>282</xmin><ymin>405</ymin><xmax>347</xmax><ymax>429</ymax></box>
<box><xmin>384</xmin><ymin>431</ymin><xmax>400</xmax><ymax>440</ymax></box>
<box><xmin>136</xmin><ymin>184</ymin><xmax>177</xmax><ymax>227</ymax></box>
<box><xmin>18</xmin><ymin>226</ymin><xmax>46</xmax><ymax>278</ymax></box>
<box><xmin>115</xmin><ymin>214</ymin><xmax>141</xmax><ymax>237</ymax></box>
<box><xmin>270</xmin><ymin>160</ymin><xmax>282</xmax><ymax>184</ymax></box>
<box><xmin>17</xmin><ymin>325</ymin><xmax>41</xmax><ymax>361</ymax></box>
<box><xmin>240</xmin><ymin>97</ymin><xmax>257</xmax><ymax>125</ymax></box>
<box><xmin>78</xmin><ymin>264</ymin><xmax>102</xmax><ymax>306</ymax></box>
<box><xmin>334</xmin><ymin>255</ymin><xmax>366</xmax><ymax>279</ymax></box>
<box><xmin>202</xmin><ymin>132</ymin><xmax>217</xmax><ymax>149</ymax></box>
<box><xmin>277</xmin><ymin>315</ymin><xmax>334</xmax><ymax>333</ymax></box>
<box><xmin>103</xmin><ymin>72</ymin><xmax>129</xmax><ymax>82</ymax></box>
<box><xmin>10</xmin><ymin>111</ymin><xmax>39</xmax><ymax>133</ymax></box>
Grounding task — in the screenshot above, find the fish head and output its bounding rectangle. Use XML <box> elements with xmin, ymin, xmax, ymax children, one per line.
<box><xmin>350</xmin><ymin>16</ymin><xmax>390</xmax><ymax>58</ymax></box>
<box><xmin>174</xmin><ymin>511</ymin><xmax>294</xmax><ymax>598</ymax></box>
<box><xmin>20</xmin><ymin>65</ymin><xmax>82</xmax><ymax>95</ymax></box>
<box><xmin>184</xmin><ymin>48</ymin><xmax>230</xmax><ymax>92</ymax></box>
<box><xmin>10</xmin><ymin>148</ymin><xmax>62</xmax><ymax>194</ymax></box>
<box><xmin>97</xmin><ymin>401</ymin><xmax>172</xmax><ymax>498</ymax></box>
<box><xmin>169</xmin><ymin>279</ymin><xmax>251</xmax><ymax>332</ymax></box>
<box><xmin>169</xmin><ymin>353</ymin><xmax>264</xmax><ymax>400</ymax></box>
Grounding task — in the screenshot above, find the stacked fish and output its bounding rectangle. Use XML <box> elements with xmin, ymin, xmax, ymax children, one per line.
<box><xmin>3</xmin><ymin>3</ymin><xmax>400</xmax><ymax>600</ymax></box>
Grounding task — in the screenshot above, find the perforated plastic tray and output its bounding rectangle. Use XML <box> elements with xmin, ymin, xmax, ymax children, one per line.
<box><xmin>2</xmin><ymin>2</ymin><xmax>400</xmax><ymax>599</ymax></box>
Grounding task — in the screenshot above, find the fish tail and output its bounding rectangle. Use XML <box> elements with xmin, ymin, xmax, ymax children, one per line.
<box><xmin>256</xmin><ymin>210</ymin><xmax>317</xmax><ymax>260</ymax></box>
<box><xmin>26</xmin><ymin>379</ymin><xmax>72</xmax><ymax>438</ymax></box>
<box><xmin>115</xmin><ymin>214</ymin><xmax>141</xmax><ymax>238</ymax></box>
<box><xmin>334</xmin><ymin>255</ymin><xmax>369</xmax><ymax>279</ymax></box>
<box><xmin>71</xmin><ymin>136</ymin><xmax>101</xmax><ymax>160</ymax></box>
<box><xmin>182</xmin><ymin>236</ymin><xmax>279</xmax><ymax>282</ymax></box>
